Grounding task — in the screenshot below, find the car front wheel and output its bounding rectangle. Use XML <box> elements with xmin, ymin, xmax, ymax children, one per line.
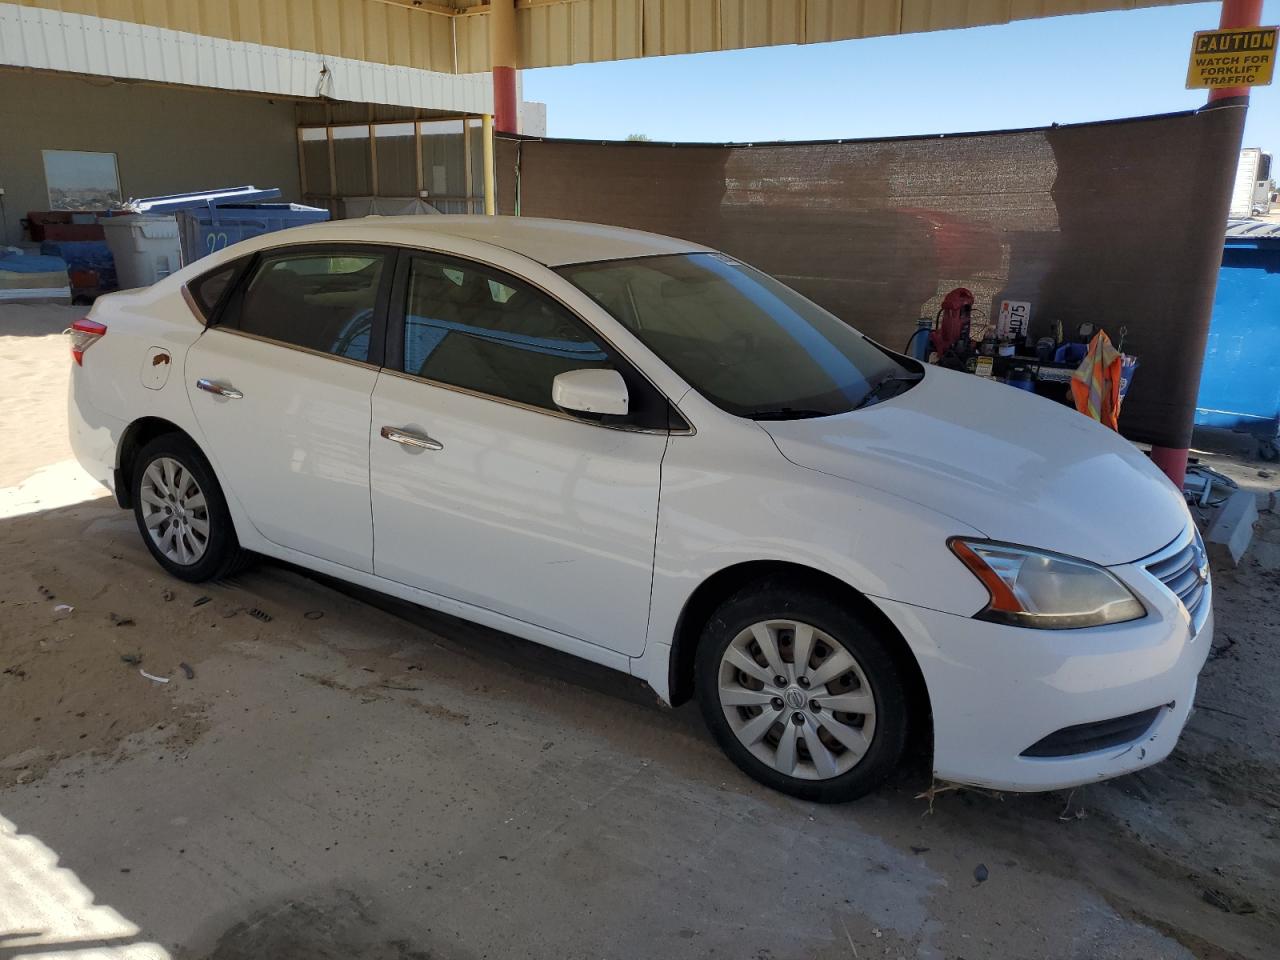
<box><xmin>695</xmin><ymin>581</ymin><xmax>909</xmax><ymax>803</ymax></box>
<box><xmin>131</xmin><ymin>434</ymin><xmax>244</xmax><ymax>582</ymax></box>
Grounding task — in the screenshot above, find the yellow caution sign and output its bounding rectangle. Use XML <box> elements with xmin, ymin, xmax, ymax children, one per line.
<box><xmin>1187</xmin><ymin>26</ymin><xmax>1278</xmax><ymax>89</ymax></box>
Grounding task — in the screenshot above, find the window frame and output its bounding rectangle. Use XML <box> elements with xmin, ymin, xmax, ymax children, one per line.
<box><xmin>212</xmin><ymin>243</ymin><xmax>398</xmax><ymax>369</ymax></box>
<box><xmin>42</xmin><ymin>149</ymin><xmax>121</xmax><ymax>210</ymax></box>
<box><xmin>385</xmin><ymin>248</ymin><xmax>686</xmax><ymax>433</ymax></box>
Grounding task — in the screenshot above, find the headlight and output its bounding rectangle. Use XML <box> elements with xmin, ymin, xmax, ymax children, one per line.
<box><xmin>948</xmin><ymin>538</ymin><xmax>1146</xmax><ymax>629</ymax></box>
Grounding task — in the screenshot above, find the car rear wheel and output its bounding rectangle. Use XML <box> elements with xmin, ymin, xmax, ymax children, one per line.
<box><xmin>132</xmin><ymin>434</ymin><xmax>244</xmax><ymax>582</ymax></box>
<box><xmin>695</xmin><ymin>581</ymin><xmax>909</xmax><ymax>802</ymax></box>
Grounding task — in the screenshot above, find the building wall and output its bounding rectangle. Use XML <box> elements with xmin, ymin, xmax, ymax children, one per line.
<box><xmin>0</xmin><ymin>71</ymin><xmax>300</xmax><ymax>244</ymax></box>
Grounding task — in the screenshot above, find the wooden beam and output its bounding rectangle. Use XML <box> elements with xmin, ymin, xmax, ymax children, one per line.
<box><xmin>482</xmin><ymin>114</ymin><xmax>495</xmax><ymax>216</ymax></box>
<box><xmin>297</xmin><ymin>128</ymin><xmax>308</xmax><ymax>196</ymax></box>
<box><xmin>327</xmin><ymin>126</ymin><xmax>337</xmax><ymax>199</ymax></box>
<box><xmin>415</xmin><ymin>120</ymin><xmax>425</xmax><ymax>199</ymax></box>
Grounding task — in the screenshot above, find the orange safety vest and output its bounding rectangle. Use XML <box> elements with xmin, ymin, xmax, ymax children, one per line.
<box><xmin>1070</xmin><ymin>331</ymin><xmax>1124</xmax><ymax>431</ymax></box>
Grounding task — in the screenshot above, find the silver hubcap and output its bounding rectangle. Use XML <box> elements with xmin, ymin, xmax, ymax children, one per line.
<box><xmin>139</xmin><ymin>457</ymin><xmax>210</xmax><ymax>566</ymax></box>
<box><xmin>718</xmin><ymin>619</ymin><xmax>877</xmax><ymax>781</ymax></box>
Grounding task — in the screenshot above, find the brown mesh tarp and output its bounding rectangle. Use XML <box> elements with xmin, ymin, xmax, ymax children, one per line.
<box><xmin>496</xmin><ymin>108</ymin><xmax>1244</xmax><ymax>447</ymax></box>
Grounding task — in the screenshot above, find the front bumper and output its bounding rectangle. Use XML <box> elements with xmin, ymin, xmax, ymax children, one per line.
<box><xmin>873</xmin><ymin>540</ymin><xmax>1213</xmax><ymax>792</ymax></box>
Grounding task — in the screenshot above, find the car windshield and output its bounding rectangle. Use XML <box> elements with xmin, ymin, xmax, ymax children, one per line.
<box><xmin>557</xmin><ymin>252</ymin><xmax>912</xmax><ymax>419</ymax></box>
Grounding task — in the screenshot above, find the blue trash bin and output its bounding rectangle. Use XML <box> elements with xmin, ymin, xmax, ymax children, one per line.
<box><xmin>176</xmin><ymin>203</ymin><xmax>331</xmax><ymax>262</ymax></box>
<box><xmin>124</xmin><ymin>187</ymin><xmax>330</xmax><ymax>265</ymax></box>
<box><xmin>1195</xmin><ymin>219</ymin><xmax>1280</xmax><ymax>458</ymax></box>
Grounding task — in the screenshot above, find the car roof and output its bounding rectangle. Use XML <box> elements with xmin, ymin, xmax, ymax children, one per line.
<box><xmin>281</xmin><ymin>215</ymin><xmax>711</xmax><ymax>267</ymax></box>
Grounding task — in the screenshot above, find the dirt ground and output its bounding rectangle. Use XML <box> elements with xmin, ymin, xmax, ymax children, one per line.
<box><xmin>2</xmin><ymin>304</ymin><xmax>1278</xmax><ymax>960</ymax></box>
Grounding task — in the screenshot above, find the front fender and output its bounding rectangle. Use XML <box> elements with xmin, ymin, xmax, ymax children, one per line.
<box><xmin>633</xmin><ymin>427</ymin><xmax>989</xmax><ymax>701</ymax></box>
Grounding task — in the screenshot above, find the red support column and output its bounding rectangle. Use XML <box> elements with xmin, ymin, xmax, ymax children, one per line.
<box><xmin>1209</xmin><ymin>0</ymin><xmax>1266</xmax><ymax>102</ymax></box>
<box><xmin>490</xmin><ymin>0</ymin><xmax>519</xmax><ymax>135</ymax></box>
<box><xmin>493</xmin><ymin>66</ymin><xmax>518</xmax><ymax>135</ymax></box>
<box><xmin>1149</xmin><ymin>0</ymin><xmax>1261</xmax><ymax>488</ymax></box>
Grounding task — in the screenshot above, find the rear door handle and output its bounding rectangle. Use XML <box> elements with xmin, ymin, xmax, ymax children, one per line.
<box><xmin>380</xmin><ymin>425</ymin><xmax>443</xmax><ymax>451</ymax></box>
<box><xmin>196</xmin><ymin>378</ymin><xmax>243</xmax><ymax>400</ymax></box>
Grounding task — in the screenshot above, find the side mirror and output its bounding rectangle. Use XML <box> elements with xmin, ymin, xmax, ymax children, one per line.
<box><xmin>552</xmin><ymin>368</ymin><xmax>630</xmax><ymax>418</ymax></box>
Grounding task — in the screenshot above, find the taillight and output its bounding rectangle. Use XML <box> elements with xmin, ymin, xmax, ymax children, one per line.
<box><xmin>69</xmin><ymin>318</ymin><xmax>107</xmax><ymax>365</ymax></box>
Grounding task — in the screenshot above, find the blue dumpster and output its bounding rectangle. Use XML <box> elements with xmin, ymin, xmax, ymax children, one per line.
<box><xmin>127</xmin><ymin>187</ymin><xmax>330</xmax><ymax>265</ymax></box>
<box><xmin>176</xmin><ymin>201</ymin><xmax>330</xmax><ymax>262</ymax></box>
<box><xmin>1195</xmin><ymin>219</ymin><xmax>1280</xmax><ymax>459</ymax></box>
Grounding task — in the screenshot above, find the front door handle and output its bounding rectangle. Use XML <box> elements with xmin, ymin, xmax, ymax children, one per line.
<box><xmin>380</xmin><ymin>425</ymin><xmax>443</xmax><ymax>451</ymax></box>
<box><xmin>196</xmin><ymin>378</ymin><xmax>243</xmax><ymax>400</ymax></box>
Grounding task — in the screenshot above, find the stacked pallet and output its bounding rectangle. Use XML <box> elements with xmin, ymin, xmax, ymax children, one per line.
<box><xmin>0</xmin><ymin>250</ymin><xmax>71</xmax><ymax>303</ymax></box>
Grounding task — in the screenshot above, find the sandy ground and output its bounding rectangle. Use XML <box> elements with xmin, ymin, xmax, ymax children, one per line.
<box><xmin>2</xmin><ymin>302</ymin><xmax>1278</xmax><ymax>959</ymax></box>
<box><xmin>0</xmin><ymin>304</ymin><xmax>80</xmax><ymax>487</ymax></box>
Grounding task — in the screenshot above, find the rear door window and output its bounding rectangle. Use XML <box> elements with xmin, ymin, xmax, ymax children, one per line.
<box><xmin>226</xmin><ymin>249</ymin><xmax>390</xmax><ymax>364</ymax></box>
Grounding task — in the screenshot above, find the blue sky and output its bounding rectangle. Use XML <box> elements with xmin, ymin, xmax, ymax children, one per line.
<box><xmin>523</xmin><ymin>1</ymin><xmax>1279</xmax><ymax>150</ymax></box>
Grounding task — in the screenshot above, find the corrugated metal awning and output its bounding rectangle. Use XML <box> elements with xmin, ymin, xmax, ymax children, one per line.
<box><xmin>7</xmin><ymin>0</ymin><xmax>1201</xmax><ymax>74</ymax></box>
<box><xmin>1225</xmin><ymin>218</ymin><xmax>1280</xmax><ymax>245</ymax></box>
<box><xmin>0</xmin><ymin>1</ymin><xmax>492</xmax><ymax>112</ymax></box>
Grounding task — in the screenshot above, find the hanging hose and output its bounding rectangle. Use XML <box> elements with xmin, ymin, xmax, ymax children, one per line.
<box><xmin>904</xmin><ymin>325</ymin><xmax>933</xmax><ymax>359</ymax></box>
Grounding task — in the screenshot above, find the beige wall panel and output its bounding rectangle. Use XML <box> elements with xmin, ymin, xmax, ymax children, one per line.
<box><xmin>338</xmin><ymin>0</ymin><xmax>367</xmax><ymax>59</ymax></box>
<box><xmin>287</xmin><ymin>0</ymin><xmax>319</xmax><ymax>54</ymax></box>
<box><xmin>659</xmin><ymin>0</ymin><xmax>686</xmax><ymax>55</ymax></box>
<box><xmin>806</xmin><ymin>0</ymin><xmax>900</xmax><ymax>42</ymax></box>
<box><xmin>718</xmin><ymin>0</ymin><xmax>739</xmax><ymax>50</ymax></box>
<box><xmin>229</xmin><ymin>0</ymin><xmax>263</xmax><ymax>44</ymax></box>
<box><xmin>642</xmin><ymin>0</ymin><xmax>661</xmax><ymax>54</ymax></box>
<box><xmin>516</xmin><ymin>3</ymin><xmax>544</xmax><ymax>68</ymax></box>
<box><xmin>452</xmin><ymin>13</ymin><xmax>477</xmax><ymax>74</ymax></box>
<box><xmin>587</xmin><ymin>0</ymin><xmax>616</xmax><ymax>61</ymax></box>
<box><xmin>739</xmin><ymin>0</ymin><xmax>772</xmax><ymax>48</ymax></box>
<box><xmin>612</xmin><ymin>0</ymin><xmax>644</xmax><ymax>60</ymax></box>
<box><xmin>313</xmin><ymin>0</ymin><xmax>346</xmax><ymax>55</ymax></box>
<box><xmin>198</xmin><ymin>0</ymin><xmax>235</xmax><ymax>40</ymax></box>
<box><xmin>97</xmin><ymin>1</ymin><xmax>138</xmax><ymax>24</ymax></box>
<box><xmin>544</xmin><ymin>1</ymin><xmax>574</xmax><ymax>68</ymax></box>
<box><xmin>654</xmin><ymin>0</ymin><xmax>719</xmax><ymax>56</ymax></box>
<box><xmin>769</xmin><ymin>0</ymin><xmax>804</xmax><ymax>45</ymax></box>
<box><xmin>137</xmin><ymin>0</ymin><xmax>170</xmax><ymax>29</ymax></box>
<box><xmin>429</xmin><ymin>12</ymin><xmax>455</xmax><ymax>70</ymax></box>
<box><xmin>362</xmin><ymin>0</ymin><xmax>391</xmax><ymax>64</ymax></box>
<box><xmin>688</xmin><ymin>0</ymin><xmax>718</xmax><ymax>52</ymax></box>
<box><xmin>901</xmin><ymin>0</ymin><xmax>960</xmax><ymax>33</ymax></box>
<box><xmin>257</xmin><ymin>1</ymin><xmax>290</xmax><ymax>48</ymax></box>
<box><xmin>570</xmin><ymin>0</ymin><xmax>594</xmax><ymax>64</ymax></box>
<box><xmin>386</xmin><ymin>4</ymin><xmax>413</xmax><ymax>67</ymax></box>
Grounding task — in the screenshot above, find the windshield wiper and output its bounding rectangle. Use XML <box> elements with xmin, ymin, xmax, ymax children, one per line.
<box><xmin>749</xmin><ymin>407</ymin><xmax>832</xmax><ymax>421</ymax></box>
<box><xmin>853</xmin><ymin>372</ymin><xmax>924</xmax><ymax>411</ymax></box>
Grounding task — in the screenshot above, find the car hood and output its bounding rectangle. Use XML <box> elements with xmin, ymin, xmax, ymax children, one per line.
<box><xmin>758</xmin><ymin>365</ymin><xmax>1187</xmax><ymax>567</ymax></box>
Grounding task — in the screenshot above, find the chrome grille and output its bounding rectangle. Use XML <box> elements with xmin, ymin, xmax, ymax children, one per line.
<box><xmin>1146</xmin><ymin>527</ymin><xmax>1211</xmax><ymax>635</ymax></box>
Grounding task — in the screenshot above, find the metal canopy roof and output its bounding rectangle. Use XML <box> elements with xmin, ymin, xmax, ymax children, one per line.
<box><xmin>1225</xmin><ymin>218</ymin><xmax>1280</xmax><ymax>244</ymax></box>
<box><xmin>11</xmin><ymin>0</ymin><xmax>1195</xmax><ymax>74</ymax></box>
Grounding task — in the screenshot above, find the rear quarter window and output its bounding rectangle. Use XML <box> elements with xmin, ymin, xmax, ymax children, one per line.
<box><xmin>186</xmin><ymin>258</ymin><xmax>246</xmax><ymax>322</ymax></box>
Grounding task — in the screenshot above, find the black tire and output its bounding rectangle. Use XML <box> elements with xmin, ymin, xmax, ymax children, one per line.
<box><xmin>131</xmin><ymin>433</ymin><xmax>246</xmax><ymax>582</ymax></box>
<box><xmin>695</xmin><ymin>579</ymin><xmax>910</xmax><ymax>803</ymax></box>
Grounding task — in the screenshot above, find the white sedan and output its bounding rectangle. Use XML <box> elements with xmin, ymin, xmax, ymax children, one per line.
<box><xmin>67</xmin><ymin>216</ymin><xmax>1212</xmax><ymax>802</ymax></box>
